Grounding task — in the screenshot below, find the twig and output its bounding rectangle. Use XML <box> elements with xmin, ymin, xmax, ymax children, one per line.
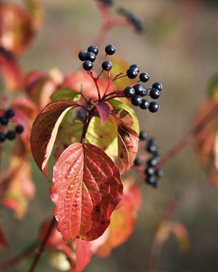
<box><xmin>28</xmin><ymin>217</ymin><xmax>56</xmax><ymax>272</ymax></box>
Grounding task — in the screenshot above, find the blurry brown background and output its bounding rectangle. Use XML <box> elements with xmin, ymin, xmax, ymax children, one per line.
<box><xmin>1</xmin><ymin>0</ymin><xmax>218</xmax><ymax>271</ymax></box>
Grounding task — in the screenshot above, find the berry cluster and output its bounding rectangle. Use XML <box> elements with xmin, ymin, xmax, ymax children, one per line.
<box><xmin>117</xmin><ymin>7</ymin><xmax>144</xmax><ymax>33</ymax></box>
<box><xmin>78</xmin><ymin>44</ymin><xmax>116</xmax><ymax>72</ymax></box>
<box><xmin>124</xmin><ymin>65</ymin><xmax>163</xmax><ymax>113</ymax></box>
<box><xmin>134</xmin><ymin>130</ymin><xmax>163</xmax><ymax>188</ymax></box>
<box><xmin>0</xmin><ymin>108</ymin><xmax>24</xmax><ymax>143</ymax></box>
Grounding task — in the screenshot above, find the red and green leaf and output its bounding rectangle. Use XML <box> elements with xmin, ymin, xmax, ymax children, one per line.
<box><xmin>30</xmin><ymin>100</ymin><xmax>77</xmax><ymax>176</ymax></box>
<box><xmin>50</xmin><ymin>143</ymin><xmax>123</xmax><ymax>241</ymax></box>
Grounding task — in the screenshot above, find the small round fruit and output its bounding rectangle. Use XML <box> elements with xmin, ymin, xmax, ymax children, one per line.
<box><xmin>124</xmin><ymin>86</ymin><xmax>135</xmax><ymax>98</ymax></box>
<box><xmin>147</xmin><ymin>156</ymin><xmax>160</xmax><ymax>167</ymax></box>
<box><xmin>156</xmin><ymin>169</ymin><xmax>164</xmax><ymax>177</ymax></box>
<box><xmin>6</xmin><ymin>130</ymin><xmax>16</xmax><ymax>140</ymax></box>
<box><xmin>145</xmin><ymin>175</ymin><xmax>156</xmax><ymax>185</ymax></box>
<box><xmin>139</xmin><ymin>72</ymin><xmax>150</xmax><ymax>82</ymax></box>
<box><xmin>152</xmin><ymin>82</ymin><xmax>163</xmax><ymax>91</ymax></box>
<box><xmin>86</xmin><ymin>51</ymin><xmax>96</xmax><ymax>62</ymax></box>
<box><xmin>83</xmin><ymin>60</ymin><xmax>93</xmax><ymax>71</ymax></box>
<box><xmin>147</xmin><ymin>144</ymin><xmax>158</xmax><ymax>154</ymax></box>
<box><xmin>129</xmin><ymin>64</ymin><xmax>140</xmax><ymax>73</ymax></box>
<box><xmin>127</xmin><ymin>68</ymin><xmax>139</xmax><ymax>79</ymax></box>
<box><xmin>0</xmin><ymin>116</ymin><xmax>9</xmax><ymax>126</ymax></box>
<box><xmin>134</xmin><ymin>157</ymin><xmax>142</xmax><ymax>166</ymax></box>
<box><xmin>105</xmin><ymin>44</ymin><xmax>116</xmax><ymax>55</ymax></box>
<box><xmin>15</xmin><ymin>124</ymin><xmax>24</xmax><ymax>134</ymax></box>
<box><xmin>102</xmin><ymin>61</ymin><xmax>112</xmax><ymax>71</ymax></box>
<box><xmin>149</xmin><ymin>102</ymin><xmax>159</xmax><ymax>113</ymax></box>
<box><xmin>140</xmin><ymin>99</ymin><xmax>149</xmax><ymax>109</ymax></box>
<box><xmin>87</xmin><ymin>45</ymin><xmax>99</xmax><ymax>55</ymax></box>
<box><xmin>150</xmin><ymin>88</ymin><xmax>160</xmax><ymax>99</ymax></box>
<box><xmin>139</xmin><ymin>130</ymin><xmax>147</xmax><ymax>140</ymax></box>
<box><xmin>78</xmin><ymin>50</ymin><xmax>87</xmax><ymax>61</ymax></box>
<box><xmin>5</xmin><ymin>108</ymin><xmax>15</xmax><ymax>119</ymax></box>
<box><xmin>0</xmin><ymin>132</ymin><xmax>5</xmax><ymax>142</ymax></box>
<box><xmin>133</xmin><ymin>84</ymin><xmax>147</xmax><ymax>96</ymax></box>
<box><xmin>131</xmin><ymin>95</ymin><xmax>142</xmax><ymax>106</ymax></box>
<box><xmin>144</xmin><ymin>167</ymin><xmax>154</xmax><ymax>176</ymax></box>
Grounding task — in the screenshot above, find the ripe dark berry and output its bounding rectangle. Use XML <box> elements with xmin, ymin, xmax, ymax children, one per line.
<box><xmin>15</xmin><ymin>124</ymin><xmax>24</xmax><ymax>134</ymax></box>
<box><xmin>139</xmin><ymin>72</ymin><xmax>150</xmax><ymax>82</ymax></box>
<box><xmin>87</xmin><ymin>45</ymin><xmax>99</xmax><ymax>55</ymax></box>
<box><xmin>150</xmin><ymin>88</ymin><xmax>160</xmax><ymax>99</ymax></box>
<box><xmin>105</xmin><ymin>44</ymin><xmax>116</xmax><ymax>55</ymax></box>
<box><xmin>127</xmin><ymin>67</ymin><xmax>139</xmax><ymax>79</ymax></box>
<box><xmin>124</xmin><ymin>86</ymin><xmax>135</xmax><ymax>98</ymax></box>
<box><xmin>131</xmin><ymin>95</ymin><xmax>142</xmax><ymax>106</ymax></box>
<box><xmin>140</xmin><ymin>99</ymin><xmax>149</xmax><ymax>109</ymax></box>
<box><xmin>152</xmin><ymin>179</ymin><xmax>161</xmax><ymax>188</ymax></box>
<box><xmin>133</xmin><ymin>84</ymin><xmax>147</xmax><ymax>96</ymax></box>
<box><xmin>149</xmin><ymin>102</ymin><xmax>159</xmax><ymax>113</ymax></box>
<box><xmin>102</xmin><ymin>61</ymin><xmax>112</xmax><ymax>71</ymax></box>
<box><xmin>156</xmin><ymin>169</ymin><xmax>164</xmax><ymax>177</ymax></box>
<box><xmin>85</xmin><ymin>51</ymin><xmax>96</xmax><ymax>62</ymax></box>
<box><xmin>152</xmin><ymin>82</ymin><xmax>163</xmax><ymax>91</ymax></box>
<box><xmin>129</xmin><ymin>64</ymin><xmax>140</xmax><ymax>73</ymax></box>
<box><xmin>145</xmin><ymin>167</ymin><xmax>154</xmax><ymax>176</ymax></box>
<box><xmin>0</xmin><ymin>132</ymin><xmax>5</xmax><ymax>142</ymax></box>
<box><xmin>83</xmin><ymin>60</ymin><xmax>93</xmax><ymax>71</ymax></box>
<box><xmin>134</xmin><ymin>157</ymin><xmax>142</xmax><ymax>166</ymax></box>
<box><xmin>78</xmin><ymin>50</ymin><xmax>87</xmax><ymax>61</ymax></box>
<box><xmin>5</xmin><ymin>108</ymin><xmax>15</xmax><ymax>119</ymax></box>
<box><xmin>5</xmin><ymin>130</ymin><xmax>16</xmax><ymax>140</ymax></box>
<box><xmin>98</xmin><ymin>0</ymin><xmax>114</xmax><ymax>6</ymax></box>
<box><xmin>148</xmin><ymin>138</ymin><xmax>157</xmax><ymax>146</ymax></box>
<box><xmin>0</xmin><ymin>116</ymin><xmax>9</xmax><ymax>126</ymax></box>
<box><xmin>139</xmin><ymin>130</ymin><xmax>147</xmax><ymax>140</ymax></box>
<box><xmin>147</xmin><ymin>156</ymin><xmax>160</xmax><ymax>167</ymax></box>
<box><xmin>145</xmin><ymin>175</ymin><xmax>156</xmax><ymax>185</ymax></box>
<box><xmin>147</xmin><ymin>144</ymin><xmax>158</xmax><ymax>154</ymax></box>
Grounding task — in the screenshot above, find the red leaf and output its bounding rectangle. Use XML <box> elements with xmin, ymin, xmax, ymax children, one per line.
<box><xmin>111</xmin><ymin>110</ymin><xmax>139</xmax><ymax>173</ymax></box>
<box><xmin>96</xmin><ymin>101</ymin><xmax>111</xmax><ymax>123</ymax></box>
<box><xmin>0</xmin><ymin>52</ymin><xmax>23</xmax><ymax>90</ymax></box>
<box><xmin>75</xmin><ymin>239</ymin><xmax>92</xmax><ymax>272</ymax></box>
<box><xmin>30</xmin><ymin>100</ymin><xmax>77</xmax><ymax>176</ymax></box>
<box><xmin>93</xmin><ymin>179</ymin><xmax>142</xmax><ymax>257</ymax></box>
<box><xmin>50</xmin><ymin>143</ymin><xmax>123</xmax><ymax>241</ymax></box>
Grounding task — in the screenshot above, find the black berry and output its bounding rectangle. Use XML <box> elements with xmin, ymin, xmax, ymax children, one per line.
<box><xmin>147</xmin><ymin>144</ymin><xmax>158</xmax><ymax>154</ymax></box>
<box><xmin>105</xmin><ymin>44</ymin><xmax>116</xmax><ymax>55</ymax></box>
<box><xmin>145</xmin><ymin>167</ymin><xmax>154</xmax><ymax>176</ymax></box>
<box><xmin>131</xmin><ymin>95</ymin><xmax>142</xmax><ymax>106</ymax></box>
<box><xmin>152</xmin><ymin>82</ymin><xmax>163</xmax><ymax>91</ymax></box>
<box><xmin>86</xmin><ymin>51</ymin><xmax>96</xmax><ymax>62</ymax></box>
<box><xmin>134</xmin><ymin>157</ymin><xmax>142</xmax><ymax>166</ymax></box>
<box><xmin>0</xmin><ymin>132</ymin><xmax>5</xmax><ymax>142</ymax></box>
<box><xmin>156</xmin><ymin>169</ymin><xmax>163</xmax><ymax>177</ymax></box>
<box><xmin>5</xmin><ymin>130</ymin><xmax>16</xmax><ymax>140</ymax></box>
<box><xmin>148</xmin><ymin>138</ymin><xmax>157</xmax><ymax>146</ymax></box>
<box><xmin>140</xmin><ymin>99</ymin><xmax>149</xmax><ymax>109</ymax></box>
<box><xmin>124</xmin><ymin>86</ymin><xmax>135</xmax><ymax>98</ymax></box>
<box><xmin>145</xmin><ymin>175</ymin><xmax>156</xmax><ymax>185</ymax></box>
<box><xmin>147</xmin><ymin>156</ymin><xmax>160</xmax><ymax>167</ymax></box>
<box><xmin>5</xmin><ymin>108</ymin><xmax>15</xmax><ymax>119</ymax></box>
<box><xmin>139</xmin><ymin>130</ymin><xmax>147</xmax><ymax>140</ymax></box>
<box><xmin>87</xmin><ymin>45</ymin><xmax>99</xmax><ymax>55</ymax></box>
<box><xmin>139</xmin><ymin>72</ymin><xmax>150</xmax><ymax>82</ymax></box>
<box><xmin>15</xmin><ymin>124</ymin><xmax>24</xmax><ymax>134</ymax></box>
<box><xmin>149</xmin><ymin>102</ymin><xmax>159</xmax><ymax>113</ymax></box>
<box><xmin>83</xmin><ymin>60</ymin><xmax>93</xmax><ymax>71</ymax></box>
<box><xmin>0</xmin><ymin>116</ymin><xmax>9</xmax><ymax>126</ymax></box>
<box><xmin>78</xmin><ymin>50</ymin><xmax>87</xmax><ymax>61</ymax></box>
<box><xmin>129</xmin><ymin>64</ymin><xmax>140</xmax><ymax>73</ymax></box>
<box><xmin>150</xmin><ymin>88</ymin><xmax>160</xmax><ymax>99</ymax></box>
<box><xmin>127</xmin><ymin>67</ymin><xmax>139</xmax><ymax>79</ymax></box>
<box><xmin>98</xmin><ymin>0</ymin><xmax>114</xmax><ymax>6</ymax></box>
<box><xmin>133</xmin><ymin>84</ymin><xmax>147</xmax><ymax>96</ymax></box>
<box><xmin>102</xmin><ymin>61</ymin><xmax>112</xmax><ymax>71</ymax></box>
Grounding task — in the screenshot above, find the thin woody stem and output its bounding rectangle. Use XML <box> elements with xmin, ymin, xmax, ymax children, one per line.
<box><xmin>28</xmin><ymin>217</ymin><xmax>56</xmax><ymax>272</ymax></box>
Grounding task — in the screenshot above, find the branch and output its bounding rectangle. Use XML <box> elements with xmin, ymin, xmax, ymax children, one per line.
<box><xmin>28</xmin><ymin>217</ymin><xmax>56</xmax><ymax>272</ymax></box>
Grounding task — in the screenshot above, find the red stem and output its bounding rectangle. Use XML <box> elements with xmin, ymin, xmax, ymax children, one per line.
<box><xmin>28</xmin><ymin>217</ymin><xmax>56</xmax><ymax>272</ymax></box>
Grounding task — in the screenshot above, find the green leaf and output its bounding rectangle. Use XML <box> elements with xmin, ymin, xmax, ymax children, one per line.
<box><xmin>109</xmin><ymin>99</ymin><xmax>139</xmax><ymax>133</ymax></box>
<box><xmin>51</xmin><ymin>88</ymin><xmax>79</xmax><ymax>102</ymax></box>
<box><xmin>208</xmin><ymin>73</ymin><xmax>218</xmax><ymax>97</ymax></box>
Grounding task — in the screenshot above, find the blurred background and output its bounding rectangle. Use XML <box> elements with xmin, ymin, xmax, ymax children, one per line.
<box><xmin>1</xmin><ymin>0</ymin><xmax>218</xmax><ymax>271</ymax></box>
